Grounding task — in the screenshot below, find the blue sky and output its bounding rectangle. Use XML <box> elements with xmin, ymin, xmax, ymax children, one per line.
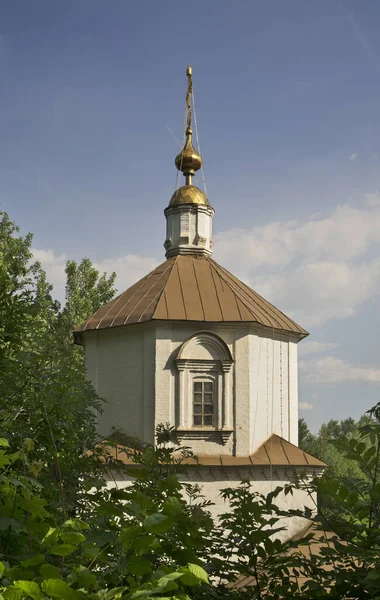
<box><xmin>1</xmin><ymin>0</ymin><xmax>380</xmax><ymax>431</ymax></box>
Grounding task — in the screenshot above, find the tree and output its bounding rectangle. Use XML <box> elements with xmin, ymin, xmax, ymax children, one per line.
<box><xmin>0</xmin><ymin>434</ymin><xmax>211</xmax><ymax>600</ymax></box>
<box><xmin>298</xmin><ymin>414</ymin><xmax>370</xmax><ymax>520</ymax></box>
<box><xmin>0</xmin><ymin>211</ymin><xmax>116</xmax><ymax>514</ymax></box>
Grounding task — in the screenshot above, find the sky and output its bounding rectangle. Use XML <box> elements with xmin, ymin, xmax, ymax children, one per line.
<box><xmin>1</xmin><ymin>0</ymin><xmax>380</xmax><ymax>431</ymax></box>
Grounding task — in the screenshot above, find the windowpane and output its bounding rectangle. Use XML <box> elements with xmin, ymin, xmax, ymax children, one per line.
<box><xmin>193</xmin><ymin>379</ymin><xmax>215</xmax><ymax>427</ymax></box>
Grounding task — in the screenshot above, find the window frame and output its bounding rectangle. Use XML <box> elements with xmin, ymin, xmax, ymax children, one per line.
<box><xmin>192</xmin><ymin>375</ymin><xmax>217</xmax><ymax>427</ymax></box>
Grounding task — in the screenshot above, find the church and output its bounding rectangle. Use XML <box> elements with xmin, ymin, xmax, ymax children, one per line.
<box><xmin>74</xmin><ymin>67</ymin><xmax>325</xmax><ymax>537</ymax></box>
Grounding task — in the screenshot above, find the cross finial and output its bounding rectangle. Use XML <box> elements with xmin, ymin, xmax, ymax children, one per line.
<box><xmin>186</xmin><ymin>65</ymin><xmax>193</xmax><ymax>135</ymax></box>
<box><xmin>175</xmin><ymin>66</ymin><xmax>202</xmax><ymax>185</ymax></box>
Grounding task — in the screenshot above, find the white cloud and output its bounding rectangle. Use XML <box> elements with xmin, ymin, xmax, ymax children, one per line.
<box><xmin>299</xmin><ymin>402</ymin><xmax>314</xmax><ymax>411</ymax></box>
<box><xmin>299</xmin><ymin>341</ymin><xmax>341</xmax><ymax>356</ymax></box>
<box><xmin>300</xmin><ymin>356</ymin><xmax>380</xmax><ymax>384</ymax></box>
<box><xmin>32</xmin><ymin>248</ymin><xmax>67</xmax><ymax>300</ymax></box>
<box><xmin>214</xmin><ymin>193</ymin><xmax>380</xmax><ymax>327</ymax></box>
<box><xmin>32</xmin><ymin>193</ymin><xmax>380</xmax><ymax>330</ymax></box>
<box><xmin>349</xmin><ymin>153</ymin><xmax>358</xmax><ymax>161</ymax></box>
<box><xmin>31</xmin><ymin>247</ymin><xmax>158</xmax><ymax>303</ymax></box>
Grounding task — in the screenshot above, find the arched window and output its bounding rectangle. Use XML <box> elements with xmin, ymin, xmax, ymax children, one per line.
<box><xmin>175</xmin><ymin>331</ymin><xmax>233</xmax><ymax>443</ymax></box>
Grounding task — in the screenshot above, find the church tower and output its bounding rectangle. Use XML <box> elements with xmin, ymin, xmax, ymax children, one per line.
<box><xmin>74</xmin><ymin>68</ymin><xmax>324</xmax><ymax>535</ymax></box>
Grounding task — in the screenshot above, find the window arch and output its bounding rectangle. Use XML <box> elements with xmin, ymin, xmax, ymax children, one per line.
<box><xmin>175</xmin><ymin>331</ymin><xmax>233</xmax><ymax>441</ymax></box>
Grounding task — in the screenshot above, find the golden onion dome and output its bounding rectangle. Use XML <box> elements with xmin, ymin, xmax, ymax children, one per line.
<box><xmin>169</xmin><ymin>185</ymin><xmax>209</xmax><ymax>207</ymax></box>
<box><xmin>175</xmin><ymin>128</ymin><xmax>203</xmax><ymax>175</ymax></box>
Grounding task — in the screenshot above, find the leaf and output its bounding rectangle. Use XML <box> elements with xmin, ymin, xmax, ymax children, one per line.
<box><xmin>39</xmin><ymin>564</ymin><xmax>62</xmax><ymax>579</ymax></box>
<box><xmin>21</xmin><ymin>555</ymin><xmax>45</xmax><ymax>568</ymax></box>
<box><xmin>62</xmin><ymin>518</ymin><xmax>89</xmax><ymax>531</ymax></box>
<box><xmin>163</xmin><ymin>497</ymin><xmax>183</xmax><ymax>516</ymax></box>
<box><xmin>30</xmin><ymin>462</ymin><xmax>44</xmax><ymax>478</ymax></box>
<box><xmin>0</xmin><ymin>517</ymin><xmax>22</xmax><ymax>533</ymax></box>
<box><xmin>143</xmin><ymin>513</ymin><xmax>174</xmax><ymax>534</ymax></box>
<box><xmin>0</xmin><ymin>449</ymin><xmax>11</xmax><ymax>468</ymax></box>
<box><xmin>156</xmin><ymin>572</ymin><xmax>183</xmax><ymax>593</ymax></box>
<box><xmin>5</xmin><ymin>568</ymin><xmax>25</xmax><ymax>581</ymax></box>
<box><xmin>357</xmin><ymin>505</ymin><xmax>371</xmax><ymax>519</ymax></box>
<box><xmin>14</xmin><ymin>581</ymin><xmax>41</xmax><ymax>600</ymax></box>
<box><xmin>50</xmin><ymin>544</ymin><xmax>77</xmax><ymax>556</ymax></box>
<box><xmin>22</xmin><ymin>438</ymin><xmax>34</xmax><ymax>452</ymax></box>
<box><xmin>41</xmin><ymin>579</ymin><xmax>79</xmax><ymax>600</ymax></box>
<box><xmin>59</xmin><ymin>532</ymin><xmax>86</xmax><ymax>545</ymax></box>
<box><xmin>0</xmin><ymin>561</ymin><xmax>5</xmax><ymax>575</ymax></box>
<box><xmin>187</xmin><ymin>564</ymin><xmax>208</xmax><ymax>584</ymax></box>
<box><xmin>119</xmin><ymin>525</ymin><xmax>142</xmax><ymax>541</ymax></box>
<box><xmin>126</xmin><ymin>556</ymin><xmax>152</xmax><ymax>576</ymax></box>
<box><xmin>0</xmin><ymin>438</ymin><xmax>10</xmax><ymax>447</ymax></box>
<box><xmin>73</xmin><ymin>566</ymin><xmax>96</xmax><ymax>589</ymax></box>
<box><xmin>366</xmin><ymin>569</ymin><xmax>380</xmax><ymax>581</ymax></box>
<box><xmin>41</xmin><ymin>527</ymin><xmax>59</xmax><ymax>546</ymax></box>
<box><xmin>3</xmin><ymin>587</ymin><xmax>24</xmax><ymax>600</ymax></box>
<box><xmin>133</xmin><ymin>535</ymin><xmax>156</xmax><ymax>554</ymax></box>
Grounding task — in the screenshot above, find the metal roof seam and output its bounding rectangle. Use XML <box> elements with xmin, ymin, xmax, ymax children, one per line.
<box><xmin>191</xmin><ymin>257</ymin><xmax>206</xmax><ymax>321</ymax></box>
<box><xmin>263</xmin><ymin>444</ymin><xmax>272</xmax><ymax>464</ymax></box>
<box><xmin>214</xmin><ymin>261</ymin><xmax>302</xmax><ymax>333</ymax></box>
<box><xmin>208</xmin><ymin>260</ymin><xmax>225</xmax><ymax>321</ymax></box>
<box><xmin>176</xmin><ymin>259</ymin><xmax>188</xmax><ymax>320</ymax></box>
<box><xmin>214</xmin><ymin>262</ymin><xmax>275</xmax><ymax>326</ymax></box>
<box><xmin>116</xmin><ymin>260</ymin><xmax>175</xmax><ymax>326</ymax></box>
<box><xmin>225</xmin><ymin>272</ymin><xmax>285</xmax><ymax>330</ymax></box>
<box><xmin>139</xmin><ymin>261</ymin><xmax>177</xmax><ymax>322</ymax></box>
<box><xmin>95</xmin><ymin>281</ymin><xmax>146</xmax><ymax>330</ymax></box>
<box><xmin>95</xmin><ymin>276</ymin><xmax>151</xmax><ymax>330</ymax></box>
<box><xmin>279</xmin><ymin>438</ymin><xmax>291</xmax><ymax>465</ymax></box>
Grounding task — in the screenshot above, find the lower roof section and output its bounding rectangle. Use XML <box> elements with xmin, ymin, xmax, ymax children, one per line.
<box><xmin>99</xmin><ymin>434</ymin><xmax>326</xmax><ymax>469</ymax></box>
<box><xmin>74</xmin><ymin>255</ymin><xmax>308</xmax><ymax>339</ymax></box>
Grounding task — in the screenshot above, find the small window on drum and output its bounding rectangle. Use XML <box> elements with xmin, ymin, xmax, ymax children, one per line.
<box><xmin>193</xmin><ymin>380</ymin><xmax>214</xmax><ymax>426</ymax></box>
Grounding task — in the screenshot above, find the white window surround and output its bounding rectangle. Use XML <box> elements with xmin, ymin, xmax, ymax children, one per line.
<box><xmin>175</xmin><ymin>331</ymin><xmax>233</xmax><ymax>443</ymax></box>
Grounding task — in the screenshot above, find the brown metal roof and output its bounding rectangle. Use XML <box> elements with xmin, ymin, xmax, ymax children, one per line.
<box><xmin>74</xmin><ymin>255</ymin><xmax>308</xmax><ymax>338</ymax></box>
<box><xmin>97</xmin><ymin>435</ymin><xmax>325</xmax><ymax>469</ymax></box>
<box><xmin>180</xmin><ymin>435</ymin><xmax>326</xmax><ymax>468</ymax></box>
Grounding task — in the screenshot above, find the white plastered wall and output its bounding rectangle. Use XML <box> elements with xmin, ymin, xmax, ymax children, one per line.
<box><xmin>83</xmin><ymin>324</ymin><xmax>156</xmax><ymax>443</ymax></box>
<box><xmin>83</xmin><ymin>321</ymin><xmax>300</xmax><ymax>456</ymax></box>
<box><xmin>155</xmin><ymin>323</ymin><xmax>239</xmax><ymax>455</ymax></box>
<box><xmin>155</xmin><ymin>323</ymin><xmax>300</xmax><ymax>457</ymax></box>
<box><xmin>107</xmin><ymin>466</ymin><xmax>321</xmax><ymax>542</ymax></box>
<box><xmin>248</xmin><ymin>330</ymin><xmax>299</xmax><ymax>454</ymax></box>
<box><xmin>164</xmin><ymin>204</ymin><xmax>214</xmax><ymax>257</ymax></box>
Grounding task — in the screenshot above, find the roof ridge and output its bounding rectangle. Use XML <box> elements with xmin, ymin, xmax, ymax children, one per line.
<box><xmin>84</xmin><ymin>269</ymin><xmax>154</xmax><ymax>332</ymax></box>
<box><xmin>206</xmin><ymin>255</ymin><xmax>242</xmax><ymax>320</ymax></box>
<box><xmin>191</xmin><ymin>256</ymin><xmax>206</xmax><ymax>321</ymax></box>
<box><xmin>211</xmin><ymin>260</ymin><xmax>285</xmax><ymax>328</ymax></box>
<box><xmin>209</xmin><ymin>259</ymin><xmax>284</xmax><ymax>330</ymax></box>
<box><xmin>209</xmin><ymin>258</ymin><xmax>307</xmax><ymax>335</ymax></box>
<box><xmin>137</xmin><ymin>257</ymin><xmax>178</xmax><ymax>323</ymax></box>
<box><xmin>108</xmin><ymin>259</ymin><xmax>175</xmax><ymax>327</ymax></box>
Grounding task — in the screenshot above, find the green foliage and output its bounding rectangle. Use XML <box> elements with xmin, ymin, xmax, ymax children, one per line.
<box><xmin>0</xmin><ymin>211</ymin><xmax>116</xmax><ymax>515</ymax></box>
<box><xmin>299</xmin><ymin>414</ymin><xmax>371</xmax><ymax>519</ymax></box>
<box><xmin>3</xmin><ymin>210</ymin><xmax>380</xmax><ymax>598</ymax></box>
<box><xmin>0</xmin><ymin>437</ymin><xmax>211</xmax><ymax>600</ymax></box>
<box><xmin>3</xmin><ymin>410</ymin><xmax>380</xmax><ymax>599</ymax></box>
